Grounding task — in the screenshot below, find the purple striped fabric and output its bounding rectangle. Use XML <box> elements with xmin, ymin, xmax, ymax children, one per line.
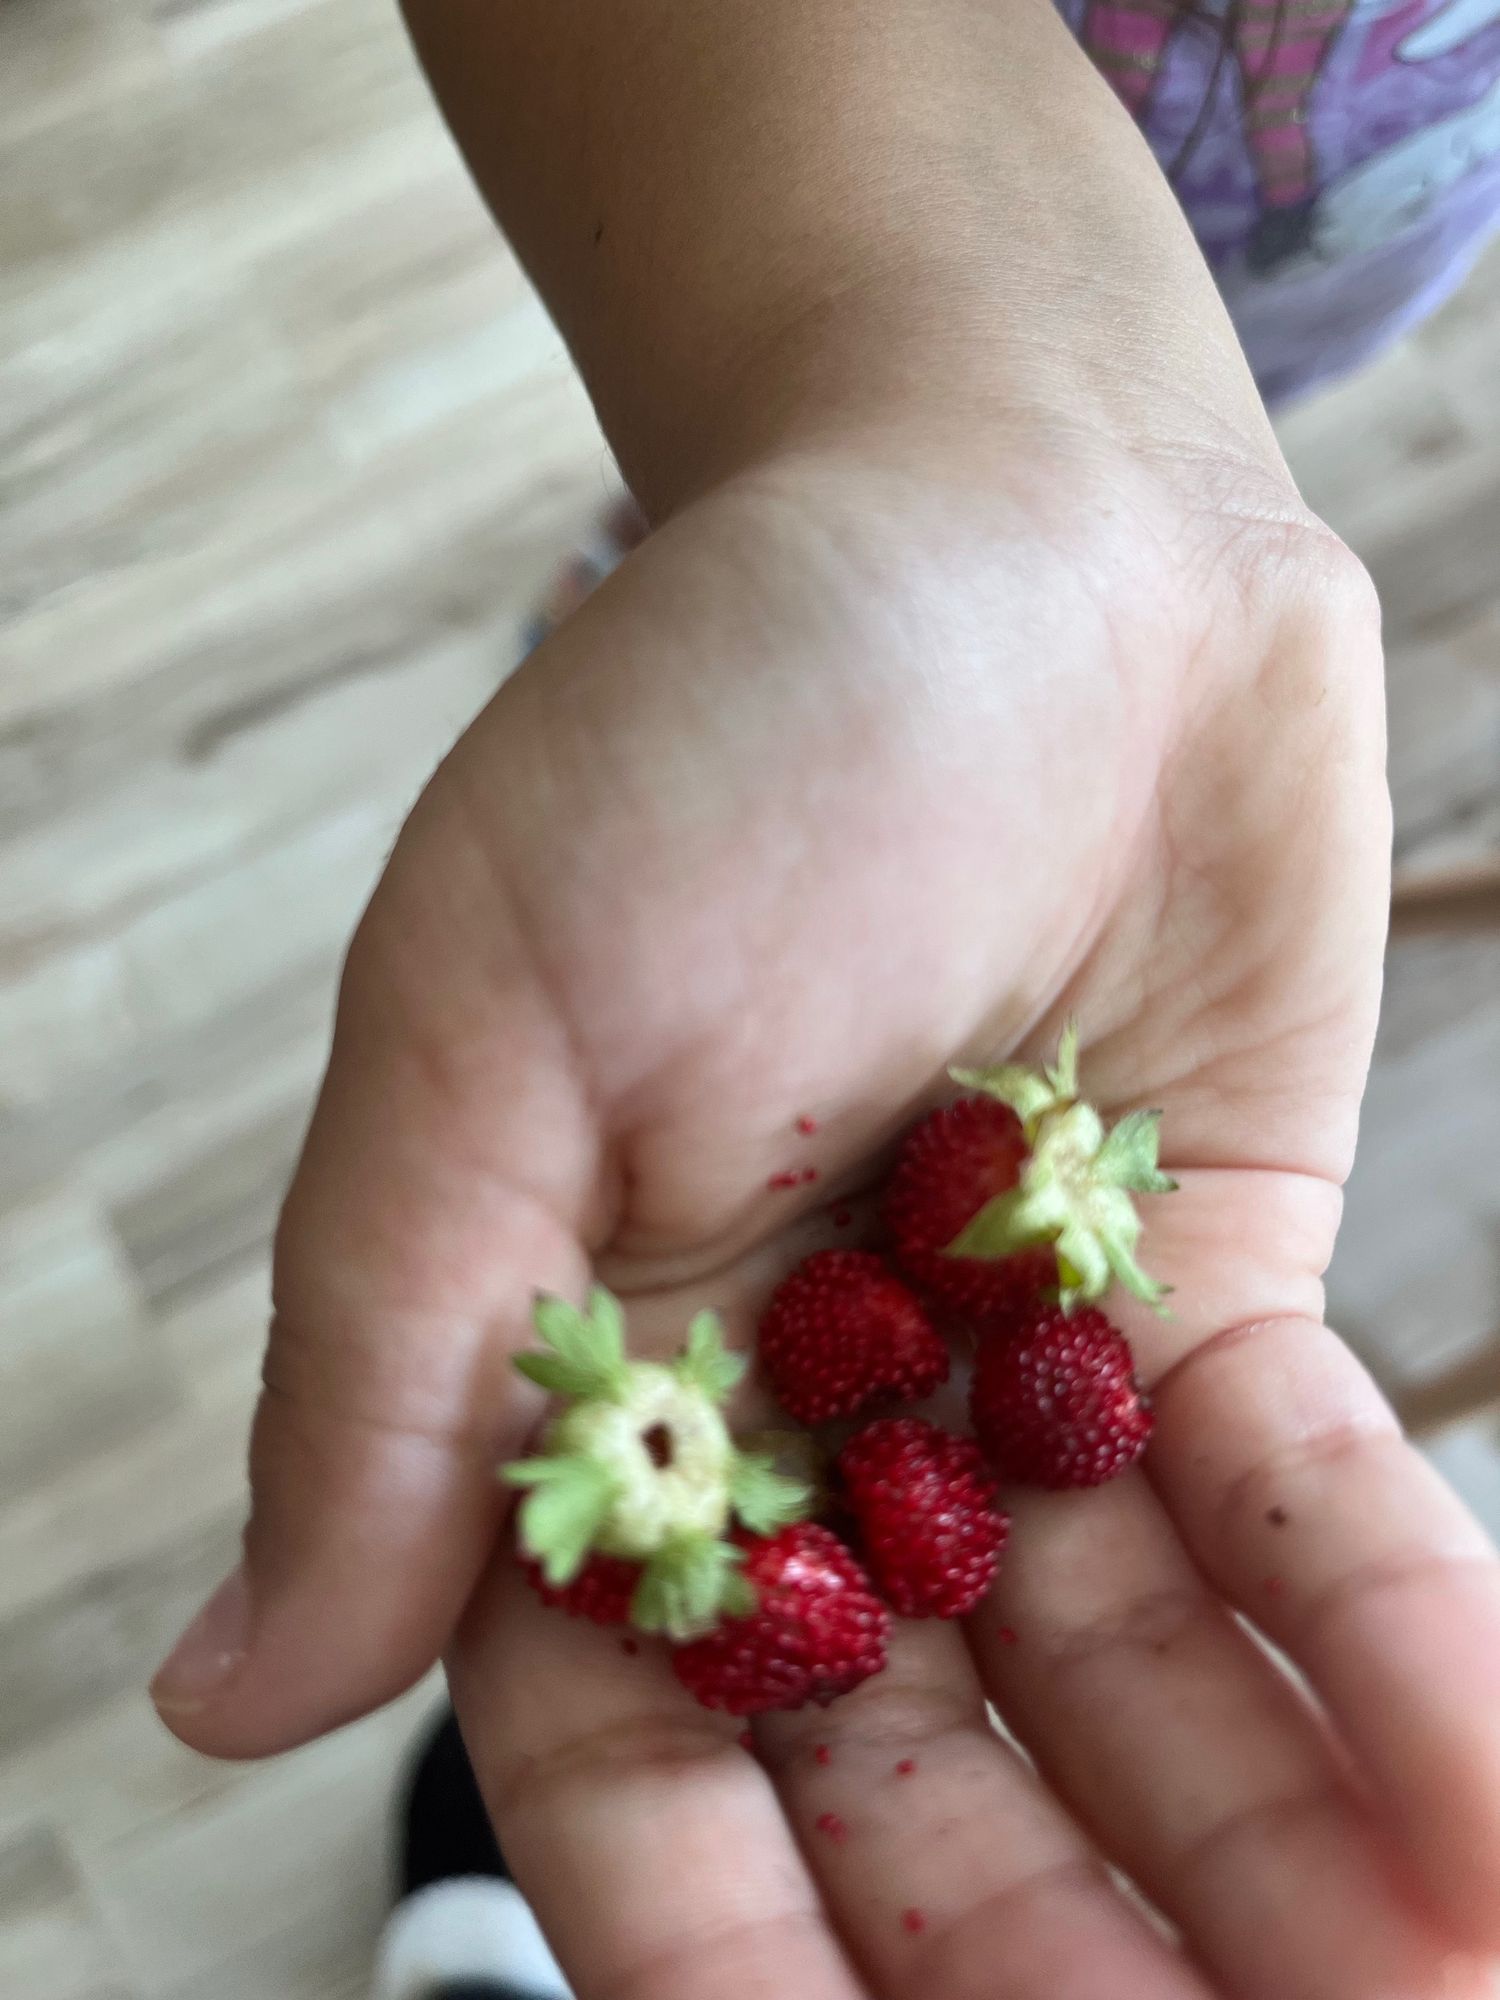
<box><xmin>1057</xmin><ymin>0</ymin><xmax>1500</xmax><ymax>395</ymax></box>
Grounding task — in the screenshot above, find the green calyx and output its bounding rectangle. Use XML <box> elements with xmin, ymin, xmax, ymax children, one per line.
<box><xmin>632</xmin><ymin>1534</ymin><xmax>758</xmax><ymax>1641</ymax></box>
<box><xmin>947</xmin><ymin>1022</ymin><xmax>1178</xmax><ymax>1310</ymax></box>
<box><xmin>505</xmin><ymin>1289</ymin><xmax>809</xmax><ymax>1636</ymax></box>
<box><xmin>513</xmin><ymin>1287</ymin><xmax>631</xmax><ymax>1401</ymax></box>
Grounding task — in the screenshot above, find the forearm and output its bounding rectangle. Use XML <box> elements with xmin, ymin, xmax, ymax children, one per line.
<box><xmin>401</xmin><ymin>0</ymin><xmax>1278</xmax><ymax>512</ymax></box>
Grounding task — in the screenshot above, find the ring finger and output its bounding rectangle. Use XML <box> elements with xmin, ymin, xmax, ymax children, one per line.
<box><xmin>970</xmin><ymin>1472</ymin><xmax>1481</xmax><ymax>1999</ymax></box>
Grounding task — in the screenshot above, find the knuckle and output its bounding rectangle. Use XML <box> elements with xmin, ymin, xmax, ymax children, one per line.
<box><xmin>1302</xmin><ymin>1548</ymin><xmax>1496</xmax><ymax>1645</ymax></box>
<box><xmin>486</xmin><ymin>1709</ymin><xmax>740</xmax><ymax>1823</ymax></box>
<box><xmin>1212</xmin><ymin>1413</ymin><xmax>1396</xmax><ymax>1545</ymax></box>
<box><xmin>1042</xmin><ymin>1585</ymin><xmax>1226</xmax><ymax>1680</ymax></box>
<box><xmin>1175</xmin><ymin>1782</ymin><xmax>1337</xmax><ymax>1883</ymax></box>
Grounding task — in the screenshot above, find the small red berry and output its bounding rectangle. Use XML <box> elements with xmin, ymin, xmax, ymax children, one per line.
<box><xmin>758</xmin><ymin>1251</ymin><xmax>949</xmax><ymax>1426</ymax></box>
<box><xmin>970</xmin><ymin>1303</ymin><xmax>1153</xmax><ymax>1488</ymax></box>
<box><xmin>671</xmin><ymin>1524</ymin><xmax>891</xmax><ymax>1716</ymax></box>
<box><xmin>815</xmin><ymin>1811</ymin><xmax>848</xmax><ymax>1844</ymax></box>
<box><xmin>838</xmin><ymin>1417</ymin><xmax>1009</xmax><ymax>1618</ymax></box>
<box><xmin>522</xmin><ymin>1553</ymin><xmax>640</xmax><ymax>1626</ymax></box>
<box><xmin>883</xmin><ymin>1097</ymin><xmax>1055</xmax><ymax>1318</ymax></box>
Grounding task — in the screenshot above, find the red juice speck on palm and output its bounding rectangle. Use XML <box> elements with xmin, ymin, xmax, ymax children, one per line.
<box><xmin>901</xmin><ymin>1908</ymin><xmax>927</xmax><ymax>1936</ymax></box>
<box><xmin>767</xmin><ymin>1170</ymin><xmax>802</xmax><ymax>1191</ymax></box>
<box><xmin>814</xmin><ymin>1744</ymin><xmax>832</xmax><ymax>1766</ymax></box>
<box><xmin>796</xmin><ymin>1115</ymin><xmax>820</xmax><ymax>1135</ymax></box>
<box><xmin>895</xmin><ymin>1758</ymin><xmax>917</xmax><ymax>1777</ymax></box>
<box><xmin>996</xmin><ymin>1625</ymin><xmax>1019</xmax><ymax>1645</ymax></box>
<box><xmin>815</xmin><ymin>1812</ymin><xmax>848</xmax><ymax>1844</ymax></box>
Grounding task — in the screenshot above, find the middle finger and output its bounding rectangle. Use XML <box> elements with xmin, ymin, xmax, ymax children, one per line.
<box><xmin>756</xmin><ymin>1618</ymin><xmax>1218</xmax><ymax>2000</ymax></box>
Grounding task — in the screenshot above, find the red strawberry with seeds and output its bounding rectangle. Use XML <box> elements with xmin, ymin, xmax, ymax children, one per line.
<box><xmin>883</xmin><ymin>1025</ymin><xmax>1175</xmax><ymax>1317</ymax></box>
<box><xmin>522</xmin><ymin>1552</ymin><xmax>642</xmax><ymax>1626</ymax></box>
<box><xmin>758</xmin><ymin>1250</ymin><xmax>948</xmax><ymax>1426</ymax></box>
<box><xmin>884</xmin><ymin>1096</ymin><xmax>1055</xmax><ymax>1319</ymax></box>
<box><xmin>671</xmin><ymin>1523</ymin><xmax>891</xmax><ymax>1715</ymax></box>
<box><xmin>970</xmin><ymin>1302</ymin><xmax>1154</xmax><ymax>1488</ymax></box>
<box><xmin>838</xmin><ymin>1416</ymin><xmax>1009</xmax><ymax>1618</ymax></box>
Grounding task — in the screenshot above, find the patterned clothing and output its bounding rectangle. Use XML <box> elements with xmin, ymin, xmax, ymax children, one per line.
<box><xmin>523</xmin><ymin>0</ymin><xmax>1500</xmax><ymax>633</ymax></box>
<box><xmin>1064</xmin><ymin>0</ymin><xmax>1500</xmax><ymax>396</ymax></box>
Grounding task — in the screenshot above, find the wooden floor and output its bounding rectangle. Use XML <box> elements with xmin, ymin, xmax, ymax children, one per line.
<box><xmin>1</xmin><ymin>0</ymin><xmax>1498</xmax><ymax>1993</ymax></box>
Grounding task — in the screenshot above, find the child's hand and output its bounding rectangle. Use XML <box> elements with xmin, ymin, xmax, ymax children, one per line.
<box><xmin>154</xmin><ymin>438</ymin><xmax>1500</xmax><ymax>1996</ymax></box>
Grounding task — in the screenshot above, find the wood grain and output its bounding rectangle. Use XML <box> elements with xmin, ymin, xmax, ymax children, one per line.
<box><xmin>2</xmin><ymin>0</ymin><xmax>1497</xmax><ymax>1990</ymax></box>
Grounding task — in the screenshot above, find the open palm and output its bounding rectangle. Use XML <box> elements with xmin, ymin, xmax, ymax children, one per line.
<box><xmin>159</xmin><ymin>448</ymin><xmax>1500</xmax><ymax>1997</ymax></box>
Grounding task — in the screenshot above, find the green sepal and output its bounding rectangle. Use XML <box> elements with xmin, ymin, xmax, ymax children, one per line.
<box><xmin>514</xmin><ymin>1287</ymin><xmax>630</xmax><ymax>1401</ymax></box>
<box><xmin>727</xmin><ymin>1450</ymin><xmax>810</xmax><ymax>1535</ymax></box>
<box><xmin>948</xmin><ymin>1186</ymin><xmax>1054</xmax><ymax>1264</ymax></box>
<box><xmin>630</xmin><ymin>1533</ymin><xmax>755</xmax><ymax>1640</ymax></box>
<box><xmin>1093</xmin><ymin>1109</ymin><xmax>1178</xmax><ymax>1195</ymax></box>
<box><xmin>721</xmin><ymin>1570</ymin><xmax>758</xmax><ymax>1620</ymax></box>
<box><xmin>1093</xmin><ymin>1233</ymin><xmax>1174</xmax><ymax>1313</ymax></box>
<box><xmin>950</xmin><ymin>1019</ymin><xmax>1081</xmax><ymax>1139</ymax></box>
<box><xmin>672</xmin><ymin>1311</ymin><xmax>746</xmax><ymax>1406</ymax></box>
<box><xmin>503</xmin><ymin>1454</ymin><xmax>618</xmax><ymax>1585</ymax></box>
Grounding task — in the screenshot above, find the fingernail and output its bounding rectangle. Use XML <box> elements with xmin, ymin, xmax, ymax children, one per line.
<box><xmin>150</xmin><ymin>1563</ymin><xmax>252</xmax><ymax>1716</ymax></box>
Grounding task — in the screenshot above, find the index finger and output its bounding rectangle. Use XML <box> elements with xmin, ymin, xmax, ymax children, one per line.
<box><xmin>151</xmin><ymin>839</ymin><xmax>601</xmax><ymax>1755</ymax></box>
<box><xmin>450</xmin><ymin>1551</ymin><xmax>870</xmax><ymax>2000</ymax></box>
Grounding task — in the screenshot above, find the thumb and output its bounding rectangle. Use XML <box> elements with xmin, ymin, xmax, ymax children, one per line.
<box><xmin>150</xmin><ymin>838</ymin><xmax>600</xmax><ymax>1758</ymax></box>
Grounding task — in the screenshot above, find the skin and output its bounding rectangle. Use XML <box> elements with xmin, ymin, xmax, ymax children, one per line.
<box><xmin>153</xmin><ymin>0</ymin><xmax>1500</xmax><ymax>1991</ymax></box>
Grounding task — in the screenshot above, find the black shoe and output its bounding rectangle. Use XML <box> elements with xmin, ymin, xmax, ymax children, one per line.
<box><xmin>400</xmin><ymin>1711</ymin><xmax>508</xmax><ymax>1898</ymax></box>
<box><xmin>373</xmin><ymin>1708</ymin><xmax>570</xmax><ymax>2000</ymax></box>
<box><xmin>1245</xmin><ymin>194</ymin><xmax>1319</xmax><ymax>274</ymax></box>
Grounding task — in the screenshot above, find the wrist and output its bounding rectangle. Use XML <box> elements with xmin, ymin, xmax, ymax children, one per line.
<box><xmin>579</xmin><ymin>57</ymin><xmax>1278</xmax><ymax>519</ymax></box>
<box><xmin>650</xmin><ymin>286</ymin><xmax>1305</xmax><ymax>601</ymax></box>
<box><xmin>408</xmin><ymin>0</ymin><xmax>1286</xmax><ymax>521</ymax></box>
<box><xmin>628</xmin><ymin>228</ymin><xmax>1289</xmax><ymax>535</ymax></box>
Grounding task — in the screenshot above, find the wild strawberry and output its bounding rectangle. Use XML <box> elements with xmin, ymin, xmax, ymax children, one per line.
<box><xmin>671</xmin><ymin>1524</ymin><xmax>891</xmax><ymax>1714</ymax></box>
<box><xmin>758</xmin><ymin>1251</ymin><xmax>948</xmax><ymax>1425</ymax></box>
<box><xmin>970</xmin><ymin>1303</ymin><xmax>1154</xmax><ymax>1487</ymax></box>
<box><xmin>506</xmin><ymin>1290</ymin><xmax>809</xmax><ymax>1639</ymax></box>
<box><xmin>838</xmin><ymin>1417</ymin><xmax>1009</xmax><ymax>1618</ymax></box>
<box><xmin>884</xmin><ymin>1096</ymin><xmax>1054</xmax><ymax>1319</ymax></box>
<box><xmin>883</xmin><ymin>1024</ymin><xmax>1176</xmax><ymax>1316</ymax></box>
<box><xmin>521</xmin><ymin>1552</ymin><xmax>641</xmax><ymax>1626</ymax></box>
